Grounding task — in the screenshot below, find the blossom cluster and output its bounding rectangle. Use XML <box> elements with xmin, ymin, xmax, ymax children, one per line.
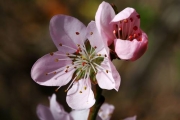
<box><xmin>31</xmin><ymin>1</ymin><xmax>148</xmax><ymax>120</ymax></box>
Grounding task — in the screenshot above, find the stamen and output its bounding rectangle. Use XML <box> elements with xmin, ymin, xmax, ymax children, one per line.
<box><xmin>130</xmin><ymin>18</ymin><xmax>133</xmax><ymax>22</ymax></box>
<box><xmin>128</xmin><ymin>35</ymin><xmax>133</xmax><ymax>41</ymax></box>
<box><xmin>82</xmin><ymin>62</ymin><xmax>86</xmax><ymax>66</ymax></box>
<box><xmin>55</xmin><ymin>59</ymin><xmax>59</xmax><ymax>62</ymax></box>
<box><xmin>49</xmin><ymin>52</ymin><xmax>54</xmax><ymax>56</ymax></box>
<box><xmin>137</xmin><ymin>15</ymin><xmax>140</xmax><ymax>19</ymax></box>
<box><xmin>138</xmin><ymin>37</ymin><xmax>142</xmax><ymax>41</ymax></box>
<box><xmin>65</xmin><ymin>71</ymin><xmax>81</xmax><ymax>92</ymax></box>
<box><xmin>66</xmin><ymin>53</ymin><xmax>70</xmax><ymax>56</ymax></box>
<box><xmin>76</xmin><ymin>32</ymin><xmax>80</xmax><ymax>35</ymax></box>
<box><xmin>90</xmin><ymin>63</ymin><xmax>97</xmax><ymax>73</ymax></box>
<box><xmin>113</xmin><ymin>30</ymin><xmax>117</xmax><ymax>38</ymax></box>
<box><xmin>56</xmin><ymin>58</ymin><xmax>72</xmax><ymax>61</ymax></box>
<box><xmin>79</xmin><ymin>91</ymin><xmax>82</xmax><ymax>93</ymax></box>
<box><xmin>118</xmin><ymin>27</ymin><xmax>122</xmax><ymax>38</ymax></box>
<box><xmin>124</xmin><ymin>19</ymin><xmax>128</xmax><ymax>23</ymax></box>
<box><xmin>133</xmin><ymin>26</ymin><xmax>138</xmax><ymax>31</ymax></box>
<box><xmin>55</xmin><ymin>86</ymin><xmax>61</xmax><ymax>92</ymax></box>
<box><xmin>90</xmin><ymin>32</ymin><xmax>93</xmax><ymax>35</ymax></box>
<box><xmin>133</xmin><ymin>34</ymin><xmax>137</xmax><ymax>38</ymax></box>
<box><xmin>62</xmin><ymin>44</ymin><xmax>77</xmax><ymax>51</ymax></box>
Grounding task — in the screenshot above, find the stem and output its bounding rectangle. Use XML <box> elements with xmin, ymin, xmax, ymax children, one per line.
<box><xmin>88</xmin><ymin>85</ymin><xmax>105</xmax><ymax>120</ymax></box>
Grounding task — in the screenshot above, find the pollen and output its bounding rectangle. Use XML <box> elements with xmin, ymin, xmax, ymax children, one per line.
<box><xmin>124</xmin><ymin>19</ymin><xmax>128</xmax><ymax>23</ymax></box>
<box><xmin>82</xmin><ymin>62</ymin><xmax>86</xmax><ymax>66</ymax></box>
<box><xmin>55</xmin><ymin>59</ymin><xmax>59</xmax><ymax>62</ymax></box>
<box><xmin>137</xmin><ymin>14</ymin><xmax>140</xmax><ymax>19</ymax></box>
<box><xmin>50</xmin><ymin>52</ymin><xmax>54</xmax><ymax>56</ymax></box>
<box><xmin>76</xmin><ymin>32</ymin><xmax>80</xmax><ymax>35</ymax></box>
<box><xmin>133</xmin><ymin>26</ymin><xmax>138</xmax><ymax>31</ymax></box>
<box><xmin>130</xmin><ymin>17</ymin><xmax>133</xmax><ymax>22</ymax></box>
<box><xmin>133</xmin><ymin>34</ymin><xmax>137</xmax><ymax>38</ymax></box>
<box><xmin>84</xmin><ymin>86</ymin><xmax>87</xmax><ymax>90</ymax></box>
<box><xmin>66</xmin><ymin>53</ymin><xmax>70</xmax><ymax>56</ymax></box>
<box><xmin>128</xmin><ymin>35</ymin><xmax>133</xmax><ymax>41</ymax></box>
<box><xmin>138</xmin><ymin>37</ymin><xmax>142</xmax><ymax>41</ymax></box>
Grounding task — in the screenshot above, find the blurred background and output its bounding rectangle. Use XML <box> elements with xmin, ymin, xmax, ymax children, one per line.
<box><xmin>1</xmin><ymin>0</ymin><xmax>180</xmax><ymax>119</ymax></box>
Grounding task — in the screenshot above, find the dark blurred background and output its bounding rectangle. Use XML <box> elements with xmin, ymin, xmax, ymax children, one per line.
<box><xmin>1</xmin><ymin>0</ymin><xmax>180</xmax><ymax>120</ymax></box>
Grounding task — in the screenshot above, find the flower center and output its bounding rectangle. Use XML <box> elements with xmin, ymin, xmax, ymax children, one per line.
<box><xmin>69</xmin><ymin>40</ymin><xmax>104</xmax><ymax>84</ymax></box>
<box><xmin>45</xmin><ymin>40</ymin><xmax>108</xmax><ymax>92</ymax></box>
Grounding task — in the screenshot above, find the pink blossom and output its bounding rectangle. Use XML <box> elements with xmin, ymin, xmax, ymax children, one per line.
<box><xmin>37</xmin><ymin>95</ymin><xmax>136</xmax><ymax>120</ymax></box>
<box><xmin>37</xmin><ymin>94</ymin><xmax>89</xmax><ymax>120</ymax></box>
<box><xmin>98</xmin><ymin>103</ymin><xmax>136</xmax><ymax>120</ymax></box>
<box><xmin>95</xmin><ymin>1</ymin><xmax>148</xmax><ymax>61</ymax></box>
<box><xmin>37</xmin><ymin>94</ymin><xmax>72</xmax><ymax>120</ymax></box>
<box><xmin>98</xmin><ymin>103</ymin><xmax>115</xmax><ymax>120</ymax></box>
<box><xmin>31</xmin><ymin>15</ymin><xmax>120</xmax><ymax>109</ymax></box>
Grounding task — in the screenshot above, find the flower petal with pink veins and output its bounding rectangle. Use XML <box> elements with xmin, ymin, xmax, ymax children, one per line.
<box><xmin>36</xmin><ymin>104</ymin><xmax>54</xmax><ymax>120</ymax></box>
<box><xmin>114</xmin><ymin>32</ymin><xmax>148</xmax><ymax>61</ymax></box>
<box><xmin>95</xmin><ymin>1</ymin><xmax>115</xmax><ymax>45</ymax></box>
<box><xmin>50</xmin><ymin>15</ymin><xmax>87</xmax><ymax>53</ymax></box>
<box><xmin>66</xmin><ymin>79</ymin><xmax>95</xmax><ymax>109</ymax></box>
<box><xmin>96</xmin><ymin>59</ymin><xmax>120</xmax><ymax>91</ymax></box>
<box><xmin>31</xmin><ymin>51</ymin><xmax>75</xmax><ymax>86</ymax></box>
